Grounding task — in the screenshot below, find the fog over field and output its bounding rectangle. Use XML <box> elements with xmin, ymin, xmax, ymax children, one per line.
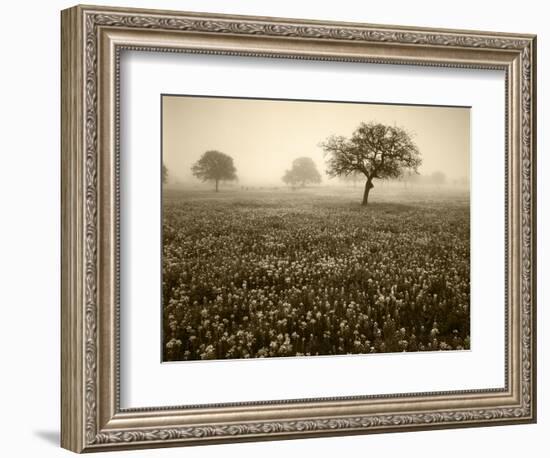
<box><xmin>162</xmin><ymin>95</ymin><xmax>470</xmax><ymax>188</ymax></box>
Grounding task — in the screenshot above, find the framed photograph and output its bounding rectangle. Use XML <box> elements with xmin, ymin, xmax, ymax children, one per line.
<box><xmin>61</xmin><ymin>4</ymin><xmax>537</xmax><ymax>453</ymax></box>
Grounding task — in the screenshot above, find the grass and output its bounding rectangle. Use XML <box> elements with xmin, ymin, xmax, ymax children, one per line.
<box><xmin>162</xmin><ymin>185</ymin><xmax>470</xmax><ymax>361</ymax></box>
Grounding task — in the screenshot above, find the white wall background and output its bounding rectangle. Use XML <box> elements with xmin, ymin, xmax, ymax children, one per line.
<box><xmin>0</xmin><ymin>0</ymin><xmax>545</xmax><ymax>457</ymax></box>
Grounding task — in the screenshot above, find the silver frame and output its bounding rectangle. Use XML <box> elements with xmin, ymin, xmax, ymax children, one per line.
<box><xmin>61</xmin><ymin>4</ymin><xmax>536</xmax><ymax>453</ymax></box>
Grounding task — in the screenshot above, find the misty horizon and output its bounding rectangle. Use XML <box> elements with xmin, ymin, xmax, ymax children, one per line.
<box><xmin>162</xmin><ymin>95</ymin><xmax>470</xmax><ymax>187</ymax></box>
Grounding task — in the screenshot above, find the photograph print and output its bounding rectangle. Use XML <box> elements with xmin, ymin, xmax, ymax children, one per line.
<box><xmin>162</xmin><ymin>95</ymin><xmax>470</xmax><ymax>362</ymax></box>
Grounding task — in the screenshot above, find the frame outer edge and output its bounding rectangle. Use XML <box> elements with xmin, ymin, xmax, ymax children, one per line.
<box><xmin>528</xmin><ymin>35</ymin><xmax>537</xmax><ymax>423</ymax></box>
<box><xmin>61</xmin><ymin>4</ymin><xmax>537</xmax><ymax>452</ymax></box>
<box><xmin>61</xmin><ymin>5</ymin><xmax>86</xmax><ymax>453</ymax></box>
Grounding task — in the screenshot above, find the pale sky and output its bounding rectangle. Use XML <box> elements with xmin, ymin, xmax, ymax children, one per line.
<box><xmin>162</xmin><ymin>95</ymin><xmax>470</xmax><ymax>186</ymax></box>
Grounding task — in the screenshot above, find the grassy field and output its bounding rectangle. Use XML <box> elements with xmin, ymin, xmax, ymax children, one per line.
<box><xmin>162</xmin><ymin>186</ymin><xmax>470</xmax><ymax>361</ymax></box>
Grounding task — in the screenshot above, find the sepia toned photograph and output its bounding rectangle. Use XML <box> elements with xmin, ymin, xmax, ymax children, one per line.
<box><xmin>161</xmin><ymin>94</ymin><xmax>470</xmax><ymax>362</ymax></box>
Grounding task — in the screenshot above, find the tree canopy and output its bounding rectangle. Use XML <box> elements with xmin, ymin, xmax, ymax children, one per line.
<box><xmin>321</xmin><ymin>122</ymin><xmax>422</xmax><ymax>205</ymax></box>
<box><xmin>282</xmin><ymin>157</ymin><xmax>322</xmax><ymax>188</ymax></box>
<box><xmin>191</xmin><ymin>150</ymin><xmax>237</xmax><ymax>192</ymax></box>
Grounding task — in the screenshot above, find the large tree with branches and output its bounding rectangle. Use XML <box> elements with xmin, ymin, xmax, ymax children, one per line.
<box><xmin>191</xmin><ymin>150</ymin><xmax>237</xmax><ymax>192</ymax></box>
<box><xmin>321</xmin><ymin>122</ymin><xmax>422</xmax><ymax>206</ymax></box>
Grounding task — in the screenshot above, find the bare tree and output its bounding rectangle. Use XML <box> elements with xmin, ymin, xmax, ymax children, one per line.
<box><xmin>191</xmin><ymin>150</ymin><xmax>237</xmax><ymax>192</ymax></box>
<box><xmin>321</xmin><ymin>122</ymin><xmax>422</xmax><ymax>206</ymax></box>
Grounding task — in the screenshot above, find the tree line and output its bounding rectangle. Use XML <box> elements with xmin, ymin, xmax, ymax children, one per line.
<box><xmin>164</xmin><ymin>121</ymin><xmax>423</xmax><ymax>206</ymax></box>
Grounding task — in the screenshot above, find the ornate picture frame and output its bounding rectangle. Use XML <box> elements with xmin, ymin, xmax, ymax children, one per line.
<box><xmin>61</xmin><ymin>4</ymin><xmax>536</xmax><ymax>453</ymax></box>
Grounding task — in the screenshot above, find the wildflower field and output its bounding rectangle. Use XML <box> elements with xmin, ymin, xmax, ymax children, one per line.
<box><xmin>162</xmin><ymin>186</ymin><xmax>470</xmax><ymax>361</ymax></box>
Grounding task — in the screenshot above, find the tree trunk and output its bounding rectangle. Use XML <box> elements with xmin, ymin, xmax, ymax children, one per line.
<box><xmin>362</xmin><ymin>179</ymin><xmax>374</xmax><ymax>206</ymax></box>
<box><xmin>215</xmin><ymin>179</ymin><xmax>219</xmax><ymax>192</ymax></box>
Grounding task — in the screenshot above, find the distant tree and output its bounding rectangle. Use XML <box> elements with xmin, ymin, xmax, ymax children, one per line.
<box><xmin>282</xmin><ymin>157</ymin><xmax>322</xmax><ymax>188</ymax></box>
<box><xmin>321</xmin><ymin>122</ymin><xmax>422</xmax><ymax>206</ymax></box>
<box><xmin>430</xmin><ymin>171</ymin><xmax>446</xmax><ymax>187</ymax></box>
<box><xmin>282</xmin><ymin>169</ymin><xmax>299</xmax><ymax>188</ymax></box>
<box><xmin>191</xmin><ymin>150</ymin><xmax>237</xmax><ymax>192</ymax></box>
<box><xmin>162</xmin><ymin>163</ymin><xmax>168</xmax><ymax>185</ymax></box>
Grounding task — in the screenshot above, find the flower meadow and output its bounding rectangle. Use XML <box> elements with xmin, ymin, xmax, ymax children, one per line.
<box><xmin>162</xmin><ymin>188</ymin><xmax>470</xmax><ymax>361</ymax></box>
